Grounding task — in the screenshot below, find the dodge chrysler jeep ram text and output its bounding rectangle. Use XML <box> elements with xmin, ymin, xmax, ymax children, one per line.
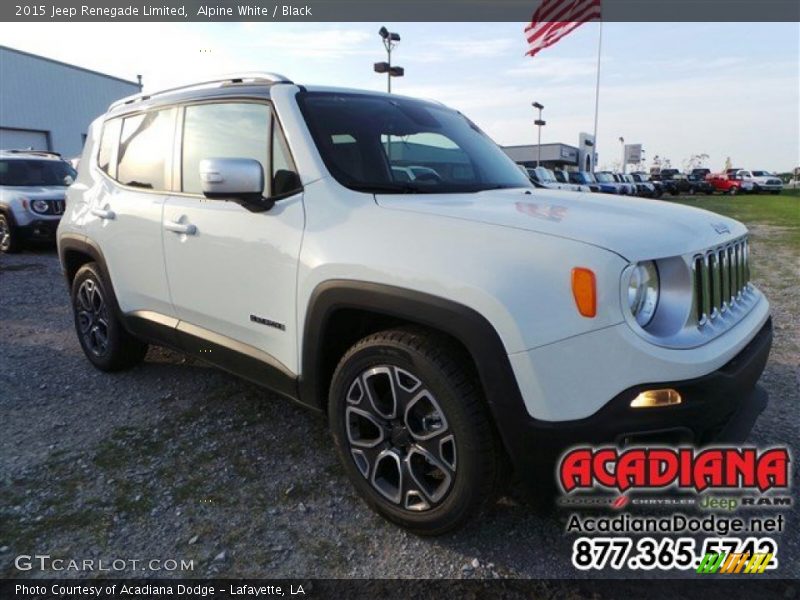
<box><xmin>57</xmin><ymin>74</ymin><xmax>772</xmax><ymax>534</ymax></box>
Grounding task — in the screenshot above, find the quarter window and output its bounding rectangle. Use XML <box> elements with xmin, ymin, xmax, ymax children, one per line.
<box><xmin>97</xmin><ymin>118</ymin><xmax>121</xmax><ymax>178</ymax></box>
<box><xmin>117</xmin><ymin>108</ymin><xmax>176</xmax><ymax>190</ymax></box>
<box><xmin>181</xmin><ymin>102</ymin><xmax>270</xmax><ymax>195</ymax></box>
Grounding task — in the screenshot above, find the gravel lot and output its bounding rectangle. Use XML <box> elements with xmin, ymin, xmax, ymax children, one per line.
<box><xmin>0</xmin><ymin>223</ymin><xmax>798</xmax><ymax>580</ymax></box>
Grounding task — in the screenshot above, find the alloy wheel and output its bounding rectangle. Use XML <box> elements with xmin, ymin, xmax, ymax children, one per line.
<box><xmin>345</xmin><ymin>366</ymin><xmax>456</xmax><ymax>511</ymax></box>
<box><xmin>75</xmin><ymin>279</ymin><xmax>110</xmax><ymax>357</ymax></box>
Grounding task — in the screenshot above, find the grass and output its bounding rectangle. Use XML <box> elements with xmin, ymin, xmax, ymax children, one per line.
<box><xmin>665</xmin><ymin>189</ymin><xmax>800</xmax><ymax>247</ymax></box>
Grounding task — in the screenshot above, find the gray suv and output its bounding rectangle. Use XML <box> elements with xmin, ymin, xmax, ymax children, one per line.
<box><xmin>0</xmin><ymin>150</ymin><xmax>76</xmax><ymax>253</ymax></box>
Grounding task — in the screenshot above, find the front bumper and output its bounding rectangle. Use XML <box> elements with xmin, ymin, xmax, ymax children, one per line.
<box><xmin>18</xmin><ymin>218</ymin><xmax>60</xmax><ymax>241</ymax></box>
<box><xmin>494</xmin><ymin>318</ymin><xmax>772</xmax><ymax>483</ymax></box>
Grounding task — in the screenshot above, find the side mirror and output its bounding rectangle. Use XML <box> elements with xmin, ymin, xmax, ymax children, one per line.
<box><xmin>199</xmin><ymin>158</ymin><xmax>273</xmax><ymax>212</ymax></box>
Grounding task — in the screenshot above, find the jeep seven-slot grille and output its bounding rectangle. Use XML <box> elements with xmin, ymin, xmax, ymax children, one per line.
<box><xmin>693</xmin><ymin>237</ymin><xmax>750</xmax><ymax>324</ymax></box>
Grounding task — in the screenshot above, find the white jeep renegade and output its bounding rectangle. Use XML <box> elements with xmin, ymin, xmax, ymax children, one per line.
<box><xmin>57</xmin><ymin>74</ymin><xmax>772</xmax><ymax>534</ymax></box>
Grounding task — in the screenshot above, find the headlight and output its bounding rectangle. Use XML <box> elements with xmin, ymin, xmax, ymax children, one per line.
<box><xmin>627</xmin><ymin>261</ymin><xmax>659</xmax><ymax>327</ymax></box>
<box><xmin>31</xmin><ymin>199</ymin><xmax>50</xmax><ymax>214</ymax></box>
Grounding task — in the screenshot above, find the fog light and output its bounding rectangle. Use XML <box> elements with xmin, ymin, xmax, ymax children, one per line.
<box><xmin>630</xmin><ymin>389</ymin><xmax>682</xmax><ymax>408</ymax></box>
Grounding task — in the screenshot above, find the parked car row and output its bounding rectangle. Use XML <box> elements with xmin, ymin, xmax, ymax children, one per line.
<box><xmin>519</xmin><ymin>164</ymin><xmax>785</xmax><ymax>199</ymax></box>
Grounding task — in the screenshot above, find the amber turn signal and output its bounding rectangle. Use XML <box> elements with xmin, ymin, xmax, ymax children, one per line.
<box><xmin>571</xmin><ymin>267</ymin><xmax>597</xmax><ymax>318</ymax></box>
<box><xmin>630</xmin><ymin>389</ymin><xmax>682</xmax><ymax>408</ymax></box>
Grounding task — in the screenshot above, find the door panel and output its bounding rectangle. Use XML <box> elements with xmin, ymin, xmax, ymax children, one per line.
<box><xmin>162</xmin><ymin>194</ymin><xmax>304</xmax><ymax>373</ymax></box>
<box><xmin>88</xmin><ymin>108</ymin><xmax>175</xmax><ymax>318</ymax></box>
<box><xmin>91</xmin><ymin>187</ymin><xmax>173</xmax><ymax>317</ymax></box>
<box><xmin>162</xmin><ymin>100</ymin><xmax>304</xmax><ymax>374</ymax></box>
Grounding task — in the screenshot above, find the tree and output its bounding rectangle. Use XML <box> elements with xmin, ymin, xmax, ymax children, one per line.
<box><xmin>683</xmin><ymin>153</ymin><xmax>710</xmax><ymax>171</ymax></box>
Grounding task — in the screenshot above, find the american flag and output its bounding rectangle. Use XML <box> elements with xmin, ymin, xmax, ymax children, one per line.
<box><xmin>525</xmin><ymin>0</ymin><xmax>602</xmax><ymax>57</ymax></box>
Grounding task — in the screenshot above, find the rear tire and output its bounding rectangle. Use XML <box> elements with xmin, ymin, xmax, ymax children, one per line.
<box><xmin>0</xmin><ymin>214</ymin><xmax>22</xmax><ymax>254</ymax></box>
<box><xmin>71</xmin><ymin>263</ymin><xmax>148</xmax><ymax>371</ymax></box>
<box><xmin>328</xmin><ymin>327</ymin><xmax>504</xmax><ymax>535</ymax></box>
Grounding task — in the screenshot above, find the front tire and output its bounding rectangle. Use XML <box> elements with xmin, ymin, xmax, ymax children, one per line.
<box><xmin>0</xmin><ymin>213</ymin><xmax>22</xmax><ymax>253</ymax></box>
<box><xmin>328</xmin><ymin>327</ymin><xmax>503</xmax><ymax>535</ymax></box>
<box><xmin>71</xmin><ymin>263</ymin><xmax>148</xmax><ymax>371</ymax></box>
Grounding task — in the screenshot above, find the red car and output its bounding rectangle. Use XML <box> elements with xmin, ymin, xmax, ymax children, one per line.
<box><xmin>707</xmin><ymin>173</ymin><xmax>754</xmax><ymax>195</ymax></box>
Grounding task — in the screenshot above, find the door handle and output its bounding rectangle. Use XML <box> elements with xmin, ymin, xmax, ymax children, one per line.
<box><xmin>91</xmin><ymin>208</ymin><xmax>115</xmax><ymax>220</ymax></box>
<box><xmin>164</xmin><ymin>220</ymin><xmax>197</xmax><ymax>235</ymax></box>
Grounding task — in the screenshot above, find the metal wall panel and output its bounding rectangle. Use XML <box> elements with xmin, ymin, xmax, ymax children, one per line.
<box><xmin>0</xmin><ymin>127</ymin><xmax>49</xmax><ymax>151</ymax></box>
<box><xmin>0</xmin><ymin>46</ymin><xmax>140</xmax><ymax>158</ymax></box>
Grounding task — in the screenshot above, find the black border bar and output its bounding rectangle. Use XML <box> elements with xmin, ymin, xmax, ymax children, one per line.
<box><xmin>3</xmin><ymin>0</ymin><xmax>800</xmax><ymax>22</ymax></box>
<box><xmin>2</xmin><ymin>579</ymin><xmax>800</xmax><ymax>600</ymax></box>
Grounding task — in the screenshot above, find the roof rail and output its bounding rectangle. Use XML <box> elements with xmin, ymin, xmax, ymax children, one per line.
<box><xmin>108</xmin><ymin>72</ymin><xmax>293</xmax><ymax>111</ymax></box>
<box><xmin>1</xmin><ymin>149</ymin><xmax>62</xmax><ymax>158</ymax></box>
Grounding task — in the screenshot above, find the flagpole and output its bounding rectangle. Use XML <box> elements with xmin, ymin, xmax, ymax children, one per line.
<box><xmin>591</xmin><ymin>21</ymin><xmax>603</xmax><ymax>171</ymax></box>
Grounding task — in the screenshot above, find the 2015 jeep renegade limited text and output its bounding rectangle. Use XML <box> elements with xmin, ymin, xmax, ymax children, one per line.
<box><xmin>58</xmin><ymin>73</ymin><xmax>773</xmax><ymax>534</ymax></box>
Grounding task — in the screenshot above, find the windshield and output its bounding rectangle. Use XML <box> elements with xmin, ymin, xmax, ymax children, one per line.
<box><xmin>595</xmin><ymin>172</ymin><xmax>614</xmax><ymax>183</ymax></box>
<box><xmin>534</xmin><ymin>167</ymin><xmax>557</xmax><ymax>183</ymax></box>
<box><xmin>297</xmin><ymin>91</ymin><xmax>532</xmax><ymax>194</ymax></box>
<box><xmin>752</xmin><ymin>171</ymin><xmax>770</xmax><ymax>177</ymax></box>
<box><xmin>0</xmin><ymin>159</ymin><xmax>76</xmax><ymax>187</ymax></box>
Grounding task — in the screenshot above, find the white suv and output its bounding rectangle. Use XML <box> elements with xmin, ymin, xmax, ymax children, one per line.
<box><xmin>0</xmin><ymin>150</ymin><xmax>75</xmax><ymax>253</ymax></box>
<box><xmin>57</xmin><ymin>74</ymin><xmax>773</xmax><ymax>534</ymax></box>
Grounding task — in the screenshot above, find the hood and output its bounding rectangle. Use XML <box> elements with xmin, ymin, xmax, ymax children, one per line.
<box><xmin>1</xmin><ymin>185</ymin><xmax>68</xmax><ymax>198</ymax></box>
<box><xmin>375</xmin><ymin>188</ymin><xmax>746</xmax><ymax>261</ymax></box>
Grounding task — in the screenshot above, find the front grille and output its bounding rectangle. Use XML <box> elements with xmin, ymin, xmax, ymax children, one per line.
<box><xmin>767</xmin><ymin>179</ymin><xmax>782</xmax><ymax>186</ymax></box>
<box><xmin>692</xmin><ymin>237</ymin><xmax>750</xmax><ymax>325</ymax></box>
<box><xmin>52</xmin><ymin>199</ymin><xmax>65</xmax><ymax>215</ymax></box>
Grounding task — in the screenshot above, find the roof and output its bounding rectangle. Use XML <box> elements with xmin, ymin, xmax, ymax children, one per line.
<box><xmin>503</xmin><ymin>143</ymin><xmax>578</xmax><ymax>151</ymax></box>
<box><xmin>104</xmin><ymin>78</ymin><xmax>449</xmax><ymax>119</ymax></box>
<box><xmin>0</xmin><ymin>45</ymin><xmax>140</xmax><ymax>88</ymax></box>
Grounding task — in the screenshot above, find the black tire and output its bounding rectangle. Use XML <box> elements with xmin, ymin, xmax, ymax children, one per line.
<box><xmin>71</xmin><ymin>262</ymin><xmax>148</xmax><ymax>371</ymax></box>
<box><xmin>752</xmin><ymin>184</ymin><xmax>761</xmax><ymax>194</ymax></box>
<box><xmin>0</xmin><ymin>213</ymin><xmax>22</xmax><ymax>253</ymax></box>
<box><xmin>328</xmin><ymin>327</ymin><xmax>504</xmax><ymax>535</ymax></box>
<box><xmin>771</xmin><ymin>190</ymin><xmax>780</xmax><ymax>195</ymax></box>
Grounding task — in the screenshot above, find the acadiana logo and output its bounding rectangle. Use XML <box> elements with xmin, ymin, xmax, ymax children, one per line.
<box><xmin>559</xmin><ymin>447</ymin><xmax>790</xmax><ymax>494</ymax></box>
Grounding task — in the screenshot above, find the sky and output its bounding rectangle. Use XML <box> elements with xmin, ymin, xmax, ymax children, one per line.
<box><xmin>2</xmin><ymin>21</ymin><xmax>798</xmax><ymax>171</ymax></box>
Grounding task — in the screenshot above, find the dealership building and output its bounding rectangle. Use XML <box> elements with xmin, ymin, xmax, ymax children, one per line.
<box><xmin>0</xmin><ymin>45</ymin><xmax>140</xmax><ymax>158</ymax></box>
<box><xmin>503</xmin><ymin>133</ymin><xmax>598</xmax><ymax>172</ymax></box>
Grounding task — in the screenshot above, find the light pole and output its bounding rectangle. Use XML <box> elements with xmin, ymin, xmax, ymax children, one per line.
<box><xmin>533</xmin><ymin>102</ymin><xmax>545</xmax><ymax>168</ymax></box>
<box><xmin>374</xmin><ymin>27</ymin><xmax>404</xmax><ymax>93</ymax></box>
<box><xmin>619</xmin><ymin>136</ymin><xmax>625</xmax><ymax>174</ymax></box>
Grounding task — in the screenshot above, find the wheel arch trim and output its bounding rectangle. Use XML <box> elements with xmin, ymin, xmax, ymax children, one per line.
<box><xmin>299</xmin><ymin>280</ymin><xmax>530</xmax><ymax>461</ymax></box>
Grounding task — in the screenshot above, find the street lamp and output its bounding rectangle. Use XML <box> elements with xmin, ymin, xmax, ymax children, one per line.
<box><xmin>619</xmin><ymin>136</ymin><xmax>625</xmax><ymax>174</ymax></box>
<box><xmin>375</xmin><ymin>26</ymin><xmax>403</xmax><ymax>93</ymax></box>
<box><xmin>532</xmin><ymin>102</ymin><xmax>545</xmax><ymax>168</ymax></box>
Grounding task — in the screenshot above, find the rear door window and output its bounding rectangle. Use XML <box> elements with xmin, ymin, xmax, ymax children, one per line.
<box><xmin>117</xmin><ymin>108</ymin><xmax>176</xmax><ymax>190</ymax></box>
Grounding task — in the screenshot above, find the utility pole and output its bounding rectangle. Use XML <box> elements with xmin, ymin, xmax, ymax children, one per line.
<box><xmin>374</xmin><ymin>27</ymin><xmax>404</xmax><ymax>93</ymax></box>
<box><xmin>533</xmin><ymin>102</ymin><xmax>545</xmax><ymax>168</ymax></box>
<box><xmin>619</xmin><ymin>136</ymin><xmax>626</xmax><ymax>174</ymax></box>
